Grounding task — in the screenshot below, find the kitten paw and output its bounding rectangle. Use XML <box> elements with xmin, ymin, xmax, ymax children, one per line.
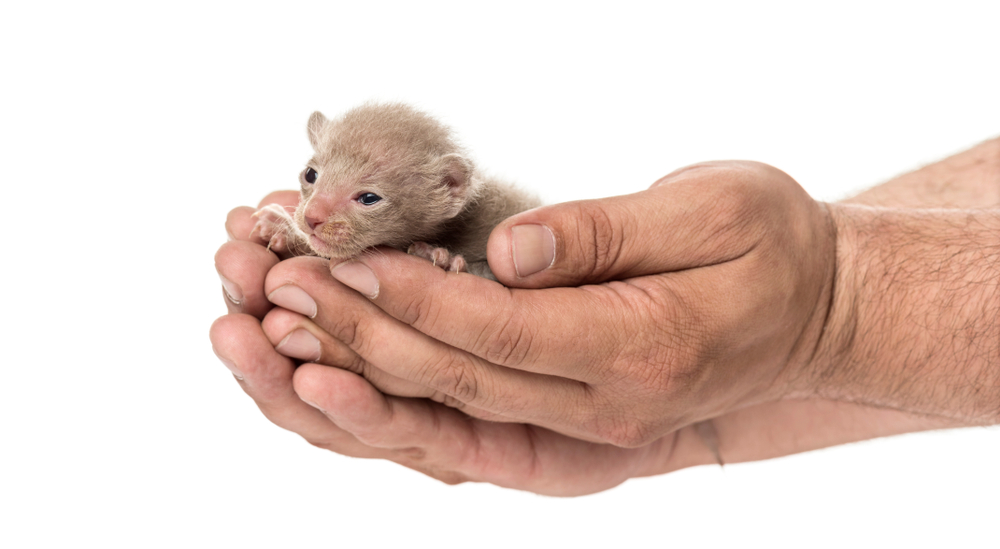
<box><xmin>250</xmin><ymin>204</ymin><xmax>295</xmax><ymax>254</ymax></box>
<box><xmin>408</xmin><ymin>242</ymin><xmax>468</xmax><ymax>272</ymax></box>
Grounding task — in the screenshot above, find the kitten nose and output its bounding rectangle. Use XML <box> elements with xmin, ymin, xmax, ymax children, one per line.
<box><xmin>306</xmin><ymin>215</ymin><xmax>324</xmax><ymax>231</ymax></box>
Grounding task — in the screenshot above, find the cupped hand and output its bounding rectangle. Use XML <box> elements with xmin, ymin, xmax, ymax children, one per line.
<box><xmin>210</xmin><ymin>162</ymin><xmax>951</xmax><ymax>496</ymax></box>
<box><xmin>306</xmin><ymin>161</ymin><xmax>838</xmax><ymax>445</ymax></box>
<box><xmin>213</xmin><ymin>191</ymin><xmax>711</xmax><ymax>496</ymax></box>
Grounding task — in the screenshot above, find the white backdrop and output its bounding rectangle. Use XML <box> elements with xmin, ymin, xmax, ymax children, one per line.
<box><xmin>2</xmin><ymin>1</ymin><xmax>998</xmax><ymax>547</ymax></box>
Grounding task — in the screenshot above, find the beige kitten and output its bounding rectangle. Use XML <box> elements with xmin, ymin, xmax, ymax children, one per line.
<box><xmin>252</xmin><ymin>103</ymin><xmax>541</xmax><ymax>279</ymax></box>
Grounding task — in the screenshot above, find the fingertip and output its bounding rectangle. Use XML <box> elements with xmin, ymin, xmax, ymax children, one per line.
<box><xmin>489</xmin><ymin>202</ymin><xmax>602</xmax><ymax>288</ymax></box>
<box><xmin>215</xmin><ymin>240</ymin><xmax>282</xmax><ymax>318</ymax></box>
<box><xmin>226</xmin><ymin>206</ymin><xmax>261</xmax><ymax>243</ymax></box>
<box><xmin>210</xmin><ymin>313</ymin><xmax>292</xmax><ymax>394</ymax></box>
<box><xmin>209</xmin><ymin>313</ymin><xmax>250</xmax><ymax>351</ymax></box>
<box><xmin>258</xmin><ymin>190</ymin><xmax>300</xmax><ymax>209</ymax></box>
<box><xmin>330</xmin><ymin>260</ymin><xmax>380</xmax><ymax>299</ymax></box>
<box><xmin>262</xmin><ymin>255</ymin><xmax>333</xmax><ymax>300</ymax></box>
<box><xmin>294</xmin><ymin>365</ymin><xmax>390</xmax><ymax>426</ymax></box>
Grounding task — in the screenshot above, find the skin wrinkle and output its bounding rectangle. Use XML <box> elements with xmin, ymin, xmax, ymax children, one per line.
<box><xmin>597</xmin><ymin>288</ymin><xmax>655</xmax><ymax>386</ymax></box>
<box><xmin>521</xmin><ymin>424</ymin><xmax>543</xmax><ymax>486</ymax></box>
<box><xmin>414</xmin><ymin>350</ymin><xmax>482</xmax><ymax>407</ymax></box>
<box><xmin>788</xmin><ymin>202</ymin><xmax>840</xmax><ymax>395</ymax></box>
<box><xmin>580</xmin><ymin>205</ymin><xmax>606</xmax><ymax>280</ymax></box>
<box><xmin>482</xmin><ymin>309</ymin><xmax>534</xmax><ymax>370</ymax></box>
<box><xmin>613</xmin><ymin>283</ymin><xmax>683</xmax><ymax>392</ymax></box>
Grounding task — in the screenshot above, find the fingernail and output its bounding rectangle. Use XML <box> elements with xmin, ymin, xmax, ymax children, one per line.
<box><xmin>268</xmin><ymin>285</ymin><xmax>318</xmax><ymax>318</ymax></box>
<box><xmin>511</xmin><ymin>224</ymin><xmax>555</xmax><ymax>277</ymax></box>
<box><xmin>219</xmin><ymin>273</ymin><xmax>243</xmax><ymax>305</ymax></box>
<box><xmin>330</xmin><ymin>261</ymin><xmax>380</xmax><ymax>299</ymax></box>
<box><xmin>212</xmin><ymin>347</ymin><xmax>244</xmax><ymax>381</ymax></box>
<box><xmin>275</xmin><ymin>329</ymin><xmax>322</xmax><ymax>362</ymax></box>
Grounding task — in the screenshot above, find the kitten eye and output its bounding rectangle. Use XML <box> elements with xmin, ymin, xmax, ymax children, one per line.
<box><xmin>304</xmin><ymin>167</ymin><xmax>318</xmax><ymax>184</ymax></box>
<box><xmin>357</xmin><ymin>193</ymin><xmax>382</xmax><ymax>206</ymax></box>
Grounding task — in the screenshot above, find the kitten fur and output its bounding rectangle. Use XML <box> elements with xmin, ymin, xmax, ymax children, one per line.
<box><xmin>252</xmin><ymin>103</ymin><xmax>541</xmax><ymax>279</ymax></box>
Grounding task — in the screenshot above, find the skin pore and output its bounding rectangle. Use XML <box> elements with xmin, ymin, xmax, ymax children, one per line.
<box><xmin>212</xmin><ymin>137</ymin><xmax>999</xmax><ymax>496</ymax></box>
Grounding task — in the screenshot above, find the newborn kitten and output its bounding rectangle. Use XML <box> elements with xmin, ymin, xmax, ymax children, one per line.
<box><xmin>251</xmin><ymin>103</ymin><xmax>541</xmax><ymax>279</ymax></box>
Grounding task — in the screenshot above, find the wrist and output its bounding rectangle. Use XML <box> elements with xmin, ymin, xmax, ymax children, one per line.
<box><xmin>803</xmin><ymin>203</ymin><xmax>862</xmax><ymax>400</ymax></box>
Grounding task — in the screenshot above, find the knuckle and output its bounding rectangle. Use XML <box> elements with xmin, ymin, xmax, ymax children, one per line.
<box><xmin>402</xmin><ymin>295</ymin><xmax>439</xmax><ymax>331</ymax></box>
<box><xmin>396</xmin><ymin>285</ymin><xmax>446</xmax><ymax>332</ymax></box>
<box><xmin>345</xmin><ymin>321</ymin><xmax>391</xmax><ymax>370</ymax></box>
<box><xmin>580</xmin><ymin>204</ymin><xmax>625</xmax><ymax>278</ymax></box>
<box><xmin>418</xmin><ymin>355</ymin><xmax>480</xmax><ymax>404</ymax></box>
<box><xmin>327</xmin><ymin>310</ymin><xmax>362</xmax><ymax>349</ymax></box>
<box><xmin>479</xmin><ymin>311</ymin><xmax>535</xmax><ymax>367</ymax></box>
<box><xmin>597</xmin><ymin>415</ymin><xmax>657</xmax><ymax>448</ymax></box>
<box><xmin>395</xmin><ymin>446</ymin><xmax>429</xmax><ymax>462</ymax></box>
<box><xmin>340</xmin><ymin>354</ymin><xmax>369</xmax><ymax>376</ymax></box>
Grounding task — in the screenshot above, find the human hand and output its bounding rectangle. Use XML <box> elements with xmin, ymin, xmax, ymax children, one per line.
<box><xmin>276</xmin><ymin>161</ymin><xmax>839</xmax><ymax>447</ymax></box>
<box><xmin>213</xmin><ymin>192</ymin><xmax>708</xmax><ymax>495</ymax></box>
<box><xmin>212</xmin><ymin>161</ymin><xmax>866</xmax><ymax>496</ymax></box>
<box><xmin>213</xmin><ymin>141</ymin><xmax>999</xmax><ymax>494</ymax></box>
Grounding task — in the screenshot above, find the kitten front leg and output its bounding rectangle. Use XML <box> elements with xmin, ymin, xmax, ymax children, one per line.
<box><xmin>407</xmin><ymin>242</ymin><xmax>468</xmax><ymax>273</ymax></box>
<box><xmin>250</xmin><ymin>204</ymin><xmax>314</xmax><ymax>259</ymax></box>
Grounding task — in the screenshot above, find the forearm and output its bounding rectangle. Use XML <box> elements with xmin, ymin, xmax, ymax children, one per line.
<box><xmin>812</xmin><ymin>205</ymin><xmax>1000</xmax><ymax>424</ymax></box>
<box><xmin>843</xmin><ymin>137</ymin><xmax>1000</xmax><ymax>208</ymax></box>
<box><xmin>821</xmin><ymin>137</ymin><xmax>1000</xmax><ymax>425</ymax></box>
<box><xmin>830</xmin><ymin>138</ymin><xmax>1000</xmax><ymax>420</ymax></box>
<box><xmin>705</xmin><ymin>138</ymin><xmax>1000</xmax><ymax>466</ymax></box>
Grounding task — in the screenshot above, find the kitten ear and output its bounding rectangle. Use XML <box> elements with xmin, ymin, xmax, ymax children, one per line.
<box><xmin>437</xmin><ymin>153</ymin><xmax>475</xmax><ymax>217</ymax></box>
<box><xmin>439</xmin><ymin>153</ymin><xmax>473</xmax><ymax>192</ymax></box>
<box><xmin>307</xmin><ymin>111</ymin><xmax>327</xmax><ymax>149</ymax></box>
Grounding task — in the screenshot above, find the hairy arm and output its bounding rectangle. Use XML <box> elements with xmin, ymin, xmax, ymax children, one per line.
<box><xmin>831</xmin><ymin>138</ymin><xmax>1000</xmax><ymax>422</ymax></box>
<box><xmin>844</xmin><ymin>137</ymin><xmax>1000</xmax><ymax>208</ymax></box>
<box><xmin>813</xmin><ymin>205</ymin><xmax>1000</xmax><ymax>423</ymax></box>
<box><xmin>708</xmin><ymin>138</ymin><xmax>1000</xmax><ymax>464</ymax></box>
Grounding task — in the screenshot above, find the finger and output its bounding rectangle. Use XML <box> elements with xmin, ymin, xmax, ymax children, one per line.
<box><xmin>209</xmin><ymin>313</ymin><xmax>381</xmax><ymax>458</ymax></box>
<box><xmin>214</xmin><ymin>240</ymin><xmax>280</xmax><ymax>319</ymax></box>
<box><xmin>328</xmin><ymin>247</ymin><xmax>655</xmax><ymax>382</ymax></box>
<box><xmin>294</xmin><ymin>364</ymin><xmax>658</xmax><ymax>496</ymax></box>
<box><xmin>266</xmin><ymin>257</ymin><xmax>600</xmax><ymax>439</ymax></box>
<box><xmin>329</xmin><ymin>234</ymin><xmax>802</xmax><ymax>418</ymax></box>
<box><xmin>224</xmin><ymin>191</ymin><xmax>299</xmax><ymax>243</ymax></box>
<box><xmin>486</xmin><ymin>161</ymin><xmax>803</xmax><ymax>288</ymax></box>
<box><xmin>260</xmin><ymin>290</ymin><xmax>569</xmax><ymax>430</ymax></box>
<box><xmin>226</xmin><ymin>206</ymin><xmax>263</xmax><ymax>244</ymax></box>
<box><xmin>260</xmin><ymin>305</ymin><xmax>435</xmax><ymax>400</ymax></box>
<box><xmin>258</xmin><ymin>190</ymin><xmax>300</xmax><ymax>210</ymax></box>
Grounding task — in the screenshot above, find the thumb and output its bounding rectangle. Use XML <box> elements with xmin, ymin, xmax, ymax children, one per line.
<box><xmin>487</xmin><ymin>161</ymin><xmax>779</xmax><ymax>288</ymax></box>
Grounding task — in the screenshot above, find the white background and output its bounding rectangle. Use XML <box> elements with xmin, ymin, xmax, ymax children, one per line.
<box><xmin>2</xmin><ymin>1</ymin><xmax>999</xmax><ymax>547</ymax></box>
